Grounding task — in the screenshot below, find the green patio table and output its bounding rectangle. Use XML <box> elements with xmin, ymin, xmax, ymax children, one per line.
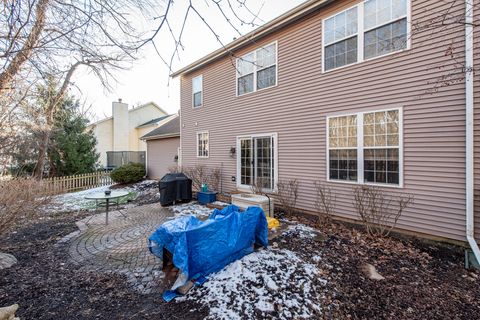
<box><xmin>85</xmin><ymin>190</ymin><xmax>129</xmax><ymax>225</ymax></box>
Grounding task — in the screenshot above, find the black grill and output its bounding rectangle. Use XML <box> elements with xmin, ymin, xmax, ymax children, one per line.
<box><xmin>159</xmin><ymin>173</ymin><xmax>192</xmax><ymax>206</ymax></box>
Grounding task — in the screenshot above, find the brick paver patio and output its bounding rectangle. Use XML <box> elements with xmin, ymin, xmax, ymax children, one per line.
<box><xmin>66</xmin><ymin>203</ymin><xmax>174</xmax><ymax>294</ymax></box>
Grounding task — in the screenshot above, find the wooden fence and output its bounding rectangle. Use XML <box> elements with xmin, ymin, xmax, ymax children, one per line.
<box><xmin>43</xmin><ymin>171</ymin><xmax>113</xmax><ymax>193</ymax></box>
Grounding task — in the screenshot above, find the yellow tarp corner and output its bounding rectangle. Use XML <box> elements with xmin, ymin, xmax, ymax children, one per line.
<box><xmin>267</xmin><ymin>217</ymin><xmax>280</xmax><ymax>229</ymax></box>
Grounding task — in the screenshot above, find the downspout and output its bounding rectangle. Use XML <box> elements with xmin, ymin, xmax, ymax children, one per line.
<box><xmin>465</xmin><ymin>0</ymin><xmax>480</xmax><ymax>263</ymax></box>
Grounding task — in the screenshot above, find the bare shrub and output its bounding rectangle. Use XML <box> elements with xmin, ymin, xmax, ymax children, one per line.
<box><xmin>250</xmin><ymin>177</ymin><xmax>266</xmax><ymax>195</ymax></box>
<box><xmin>207</xmin><ymin>167</ymin><xmax>221</xmax><ymax>193</ymax></box>
<box><xmin>353</xmin><ymin>185</ymin><xmax>414</xmax><ymax>237</ymax></box>
<box><xmin>180</xmin><ymin>165</ymin><xmax>221</xmax><ymax>192</ymax></box>
<box><xmin>0</xmin><ymin>178</ymin><xmax>53</xmax><ymax>235</ymax></box>
<box><xmin>168</xmin><ymin>165</ymin><xmax>181</xmax><ymax>173</ymax></box>
<box><xmin>314</xmin><ymin>181</ymin><xmax>336</xmax><ymax>225</ymax></box>
<box><xmin>277</xmin><ymin>179</ymin><xmax>299</xmax><ymax>216</ymax></box>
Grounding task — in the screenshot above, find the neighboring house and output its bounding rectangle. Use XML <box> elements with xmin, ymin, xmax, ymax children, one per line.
<box><xmin>87</xmin><ymin>100</ymin><xmax>170</xmax><ymax>167</ymax></box>
<box><xmin>172</xmin><ymin>0</ymin><xmax>480</xmax><ymax>253</ymax></box>
<box><xmin>141</xmin><ymin>115</ymin><xmax>180</xmax><ymax>179</ymax></box>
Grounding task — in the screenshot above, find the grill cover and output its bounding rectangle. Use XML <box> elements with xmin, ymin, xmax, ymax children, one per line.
<box><xmin>159</xmin><ymin>173</ymin><xmax>192</xmax><ymax>206</ymax></box>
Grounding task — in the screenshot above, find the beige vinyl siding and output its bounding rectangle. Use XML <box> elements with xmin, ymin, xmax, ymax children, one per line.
<box><xmin>146</xmin><ymin>137</ymin><xmax>180</xmax><ymax>179</ymax></box>
<box><xmin>473</xmin><ymin>0</ymin><xmax>480</xmax><ymax>240</ymax></box>
<box><xmin>180</xmin><ymin>0</ymin><xmax>474</xmax><ymax>242</ymax></box>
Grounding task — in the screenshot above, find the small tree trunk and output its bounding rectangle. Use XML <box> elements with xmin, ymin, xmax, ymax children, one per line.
<box><xmin>33</xmin><ymin>130</ymin><xmax>50</xmax><ymax>179</ymax></box>
<box><xmin>31</xmin><ymin>63</ymin><xmax>81</xmax><ymax>180</ymax></box>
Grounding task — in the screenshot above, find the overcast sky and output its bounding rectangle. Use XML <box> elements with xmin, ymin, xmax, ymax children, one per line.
<box><xmin>73</xmin><ymin>0</ymin><xmax>305</xmax><ymax>122</ymax></box>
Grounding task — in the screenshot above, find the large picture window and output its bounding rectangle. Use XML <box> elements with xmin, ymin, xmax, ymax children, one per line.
<box><xmin>323</xmin><ymin>0</ymin><xmax>409</xmax><ymax>72</ymax></box>
<box><xmin>327</xmin><ymin>109</ymin><xmax>402</xmax><ymax>186</ymax></box>
<box><xmin>197</xmin><ymin>131</ymin><xmax>209</xmax><ymax>158</ymax></box>
<box><xmin>237</xmin><ymin>43</ymin><xmax>277</xmax><ymax>96</ymax></box>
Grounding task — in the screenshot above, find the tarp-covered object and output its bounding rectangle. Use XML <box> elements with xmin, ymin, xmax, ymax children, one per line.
<box><xmin>148</xmin><ymin>205</ymin><xmax>268</xmax><ymax>300</ymax></box>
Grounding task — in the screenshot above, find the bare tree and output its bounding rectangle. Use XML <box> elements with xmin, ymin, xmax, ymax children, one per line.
<box><xmin>1</xmin><ymin>0</ymin><xmax>264</xmax><ymax>178</ymax></box>
<box><xmin>0</xmin><ymin>0</ymin><xmax>163</xmax><ymax>177</ymax></box>
<box><xmin>137</xmin><ymin>0</ymin><xmax>265</xmax><ymax>77</ymax></box>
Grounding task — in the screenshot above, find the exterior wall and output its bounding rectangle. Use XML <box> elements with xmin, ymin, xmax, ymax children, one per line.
<box><xmin>179</xmin><ymin>0</ymin><xmax>474</xmax><ymax>242</ymax></box>
<box><xmin>146</xmin><ymin>137</ymin><xmax>180</xmax><ymax>179</ymax></box>
<box><xmin>473</xmin><ymin>3</ymin><xmax>480</xmax><ymax>241</ymax></box>
<box><xmin>89</xmin><ymin>119</ymin><xmax>113</xmax><ymax>166</ymax></box>
<box><xmin>129</xmin><ymin>104</ymin><xmax>167</xmax><ymax>151</ymax></box>
<box><xmin>137</xmin><ymin>126</ymin><xmax>156</xmax><ymax>152</ymax></box>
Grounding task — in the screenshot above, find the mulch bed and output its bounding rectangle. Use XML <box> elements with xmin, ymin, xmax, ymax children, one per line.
<box><xmin>283</xmin><ymin>214</ymin><xmax>480</xmax><ymax>319</ymax></box>
<box><xmin>1</xmin><ymin>193</ymin><xmax>479</xmax><ymax>319</ymax></box>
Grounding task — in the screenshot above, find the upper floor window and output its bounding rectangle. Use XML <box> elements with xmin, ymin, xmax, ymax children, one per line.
<box><xmin>323</xmin><ymin>0</ymin><xmax>409</xmax><ymax>72</ymax></box>
<box><xmin>327</xmin><ymin>108</ymin><xmax>402</xmax><ymax>186</ymax></box>
<box><xmin>324</xmin><ymin>7</ymin><xmax>358</xmax><ymax>71</ymax></box>
<box><xmin>197</xmin><ymin>131</ymin><xmax>209</xmax><ymax>158</ymax></box>
<box><xmin>364</xmin><ymin>0</ymin><xmax>408</xmax><ymax>60</ymax></box>
<box><xmin>192</xmin><ymin>75</ymin><xmax>202</xmax><ymax>108</ymax></box>
<box><xmin>237</xmin><ymin>43</ymin><xmax>277</xmax><ymax>96</ymax></box>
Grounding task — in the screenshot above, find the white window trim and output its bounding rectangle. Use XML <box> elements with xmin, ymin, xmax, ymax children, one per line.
<box><xmin>236</xmin><ymin>132</ymin><xmax>279</xmax><ymax>193</ymax></box>
<box><xmin>326</xmin><ymin>107</ymin><xmax>404</xmax><ymax>188</ymax></box>
<box><xmin>322</xmin><ymin>0</ymin><xmax>411</xmax><ymax>73</ymax></box>
<box><xmin>235</xmin><ymin>41</ymin><xmax>278</xmax><ymax>97</ymax></box>
<box><xmin>196</xmin><ymin>130</ymin><xmax>209</xmax><ymax>158</ymax></box>
<box><xmin>323</xmin><ymin>6</ymin><xmax>360</xmax><ymax>49</ymax></box>
<box><xmin>192</xmin><ymin>75</ymin><xmax>203</xmax><ymax>108</ymax></box>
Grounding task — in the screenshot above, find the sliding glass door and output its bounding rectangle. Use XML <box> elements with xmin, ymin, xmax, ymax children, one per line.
<box><xmin>238</xmin><ymin>134</ymin><xmax>276</xmax><ymax>191</ymax></box>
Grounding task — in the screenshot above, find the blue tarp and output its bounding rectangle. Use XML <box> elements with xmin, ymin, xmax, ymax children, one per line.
<box><xmin>148</xmin><ymin>204</ymin><xmax>268</xmax><ymax>301</ymax></box>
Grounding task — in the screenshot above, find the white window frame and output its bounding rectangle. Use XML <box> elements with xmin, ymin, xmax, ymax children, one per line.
<box><xmin>236</xmin><ymin>132</ymin><xmax>278</xmax><ymax>192</ymax></box>
<box><xmin>236</xmin><ymin>41</ymin><xmax>278</xmax><ymax>97</ymax></box>
<box><xmin>196</xmin><ymin>131</ymin><xmax>209</xmax><ymax>158</ymax></box>
<box><xmin>326</xmin><ymin>107</ymin><xmax>403</xmax><ymax>188</ymax></box>
<box><xmin>192</xmin><ymin>75</ymin><xmax>203</xmax><ymax>108</ymax></box>
<box><xmin>322</xmin><ymin>0</ymin><xmax>411</xmax><ymax>73</ymax></box>
<box><xmin>322</xmin><ymin>5</ymin><xmax>360</xmax><ymax>72</ymax></box>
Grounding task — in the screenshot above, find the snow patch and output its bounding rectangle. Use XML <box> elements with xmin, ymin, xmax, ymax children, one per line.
<box><xmin>185</xmin><ymin>248</ymin><xmax>326</xmax><ymax>319</ymax></box>
<box><xmin>284</xmin><ymin>224</ymin><xmax>318</xmax><ymax>239</ymax></box>
<box><xmin>169</xmin><ymin>202</ymin><xmax>212</xmax><ymax>219</ymax></box>
<box><xmin>211</xmin><ymin>201</ymin><xmax>230</xmax><ymax>207</ymax></box>
<box><xmin>46</xmin><ymin>185</ymin><xmax>113</xmax><ymax>212</ymax></box>
<box><xmin>45</xmin><ymin>180</ymin><xmax>157</xmax><ymax>213</ymax></box>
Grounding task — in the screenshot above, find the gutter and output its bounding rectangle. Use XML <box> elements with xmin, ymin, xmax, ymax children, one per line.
<box><xmin>141</xmin><ymin>133</ymin><xmax>180</xmax><ymax>141</ymax></box>
<box><xmin>465</xmin><ymin>0</ymin><xmax>480</xmax><ymax>263</ymax></box>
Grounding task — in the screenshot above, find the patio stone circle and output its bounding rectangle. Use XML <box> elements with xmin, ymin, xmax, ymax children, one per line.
<box><xmin>65</xmin><ymin>203</ymin><xmax>176</xmax><ymax>294</ymax></box>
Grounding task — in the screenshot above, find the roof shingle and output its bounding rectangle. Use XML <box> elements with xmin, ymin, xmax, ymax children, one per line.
<box><xmin>141</xmin><ymin>116</ymin><xmax>180</xmax><ymax>140</ymax></box>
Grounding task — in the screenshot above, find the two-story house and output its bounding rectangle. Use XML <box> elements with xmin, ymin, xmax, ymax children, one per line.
<box><xmin>172</xmin><ymin>0</ymin><xmax>479</xmax><ymax>259</ymax></box>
